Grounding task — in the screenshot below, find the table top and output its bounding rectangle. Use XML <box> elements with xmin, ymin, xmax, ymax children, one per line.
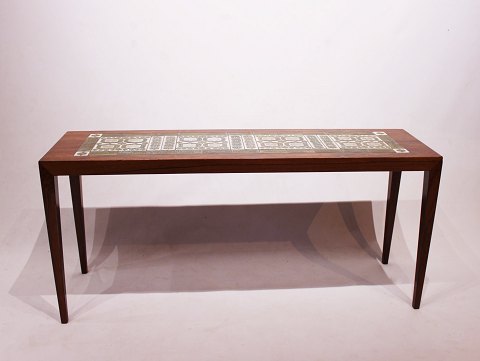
<box><xmin>39</xmin><ymin>129</ymin><xmax>442</xmax><ymax>175</ymax></box>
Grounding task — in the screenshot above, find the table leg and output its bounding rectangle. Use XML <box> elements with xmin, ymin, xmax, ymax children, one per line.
<box><xmin>70</xmin><ymin>175</ymin><xmax>88</xmax><ymax>274</ymax></box>
<box><xmin>382</xmin><ymin>171</ymin><xmax>402</xmax><ymax>264</ymax></box>
<box><xmin>412</xmin><ymin>162</ymin><xmax>442</xmax><ymax>309</ymax></box>
<box><xmin>40</xmin><ymin>166</ymin><xmax>68</xmax><ymax>323</ymax></box>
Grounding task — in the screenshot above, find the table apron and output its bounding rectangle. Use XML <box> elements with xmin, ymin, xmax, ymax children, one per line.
<box><xmin>40</xmin><ymin>158</ymin><xmax>442</xmax><ymax>176</ymax></box>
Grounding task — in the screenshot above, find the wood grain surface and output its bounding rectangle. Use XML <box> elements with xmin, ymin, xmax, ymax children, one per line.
<box><xmin>39</xmin><ymin>129</ymin><xmax>442</xmax><ymax>175</ymax></box>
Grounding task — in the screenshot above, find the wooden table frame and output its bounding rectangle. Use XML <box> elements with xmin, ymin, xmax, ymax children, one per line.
<box><xmin>39</xmin><ymin>129</ymin><xmax>442</xmax><ymax>323</ymax></box>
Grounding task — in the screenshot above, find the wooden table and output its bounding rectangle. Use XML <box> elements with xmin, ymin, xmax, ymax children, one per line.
<box><xmin>39</xmin><ymin>129</ymin><xmax>442</xmax><ymax>323</ymax></box>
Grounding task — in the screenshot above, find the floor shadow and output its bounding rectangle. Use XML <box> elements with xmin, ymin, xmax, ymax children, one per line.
<box><xmin>85</xmin><ymin>201</ymin><xmax>391</xmax><ymax>293</ymax></box>
<box><xmin>10</xmin><ymin>201</ymin><xmax>411</xmax><ymax>319</ymax></box>
<box><xmin>12</xmin><ymin>201</ymin><xmax>394</xmax><ymax>293</ymax></box>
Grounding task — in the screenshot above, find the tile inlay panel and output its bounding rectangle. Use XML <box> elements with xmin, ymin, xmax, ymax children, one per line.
<box><xmin>75</xmin><ymin>131</ymin><xmax>409</xmax><ymax>156</ymax></box>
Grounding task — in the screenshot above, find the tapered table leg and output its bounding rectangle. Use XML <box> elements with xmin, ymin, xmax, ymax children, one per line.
<box><xmin>382</xmin><ymin>171</ymin><xmax>402</xmax><ymax>264</ymax></box>
<box><xmin>40</xmin><ymin>165</ymin><xmax>68</xmax><ymax>323</ymax></box>
<box><xmin>412</xmin><ymin>161</ymin><xmax>442</xmax><ymax>309</ymax></box>
<box><xmin>70</xmin><ymin>175</ymin><xmax>88</xmax><ymax>274</ymax></box>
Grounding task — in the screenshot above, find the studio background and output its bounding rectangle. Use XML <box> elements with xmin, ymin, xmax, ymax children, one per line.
<box><xmin>1</xmin><ymin>1</ymin><xmax>479</xmax><ymax>360</ymax></box>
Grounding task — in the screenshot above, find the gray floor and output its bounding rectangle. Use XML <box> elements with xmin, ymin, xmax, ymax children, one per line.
<box><xmin>1</xmin><ymin>192</ymin><xmax>479</xmax><ymax>360</ymax></box>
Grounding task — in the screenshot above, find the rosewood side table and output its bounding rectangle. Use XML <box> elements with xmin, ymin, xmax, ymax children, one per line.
<box><xmin>39</xmin><ymin>129</ymin><xmax>442</xmax><ymax>323</ymax></box>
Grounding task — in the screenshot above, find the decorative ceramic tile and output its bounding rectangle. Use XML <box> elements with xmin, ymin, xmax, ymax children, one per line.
<box><xmin>74</xmin><ymin>131</ymin><xmax>409</xmax><ymax>156</ymax></box>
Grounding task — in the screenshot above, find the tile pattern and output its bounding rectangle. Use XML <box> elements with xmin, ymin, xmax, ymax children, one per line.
<box><xmin>74</xmin><ymin>131</ymin><xmax>409</xmax><ymax>156</ymax></box>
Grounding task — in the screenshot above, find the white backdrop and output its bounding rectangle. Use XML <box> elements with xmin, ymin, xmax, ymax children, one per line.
<box><xmin>1</xmin><ymin>1</ymin><xmax>479</xmax><ymax>235</ymax></box>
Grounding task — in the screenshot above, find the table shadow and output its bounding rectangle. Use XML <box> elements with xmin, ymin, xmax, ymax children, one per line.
<box><xmin>10</xmin><ymin>201</ymin><xmax>413</xmax><ymax>321</ymax></box>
